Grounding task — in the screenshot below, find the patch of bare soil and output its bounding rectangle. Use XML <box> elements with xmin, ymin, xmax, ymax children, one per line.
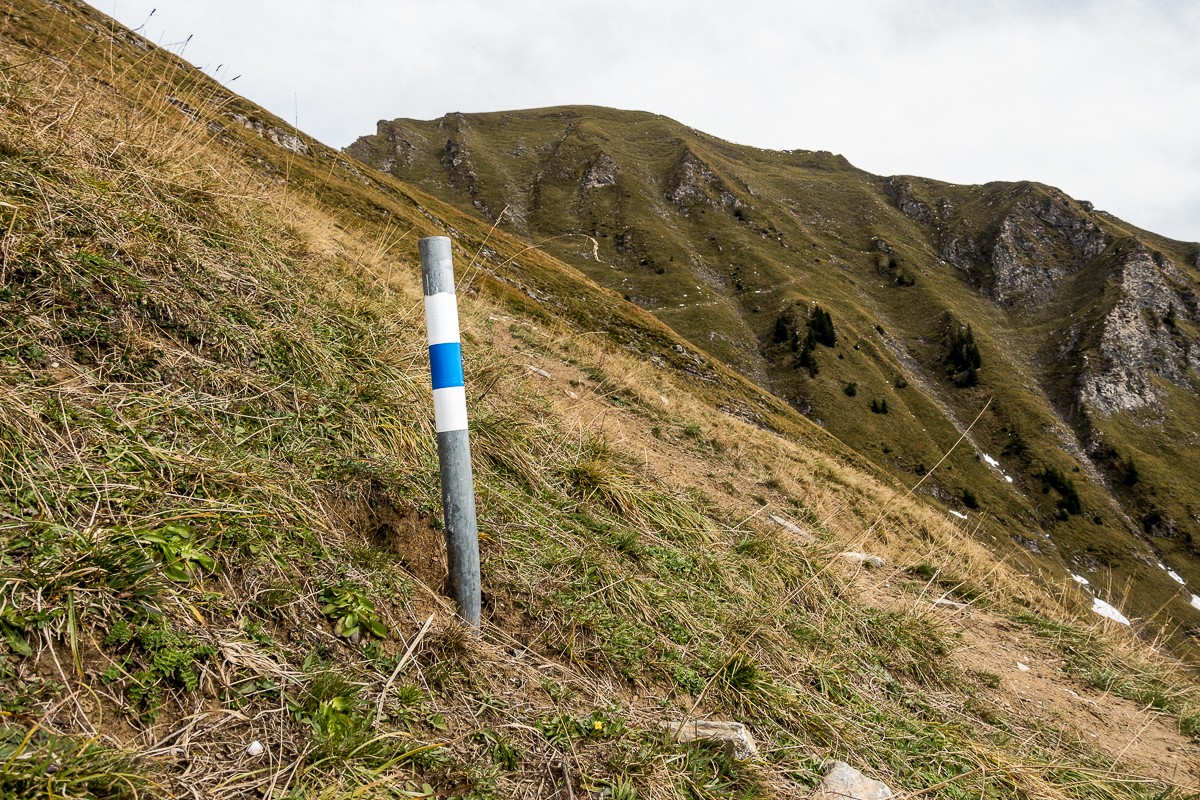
<box><xmin>332</xmin><ymin>489</ymin><xmax>448</xmax><ymax>594</ymax></box>
<box><xmin>946</xmin><ymin>605</ymin><xmax>1200</xmax><ymax>790</ymax></box>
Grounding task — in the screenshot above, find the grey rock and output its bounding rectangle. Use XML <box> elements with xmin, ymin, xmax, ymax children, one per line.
<box><xmin>809</xmin><ymin>760</ymin><xmax>894</xmax><ymax>800</ymax></box>
<box><xmin>228</xmin><ymin>112</ymin><xmax>309</xmax><ymax>156</ymax></box>
<box><xmin>937</xmin><ymin>190</ymin><xmax>1109</xmax><ymax>307</ymax></box>
<box><xmin>666</xmin><ymin>150</ymin><xmax>743</xmax><ymax>212</ymax></box>
<box><xmin>884</xmin><ymin>178</ymin><xmax>934</xmax><ymax>225</ymax></box>
<box><xmin>1077</xmin><ymin>247</ymin><xmax>1199</xmax><ymax>414</ymax></box>
<box><xmin>665</xmin><ymin>720</ymin><xmax>758</xmax><ymax>760</ymax></box>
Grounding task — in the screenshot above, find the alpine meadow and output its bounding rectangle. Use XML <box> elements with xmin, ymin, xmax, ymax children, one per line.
<box><xmin>1</xmin><ymin>2</ymin><xmax>1199</xmax><ymax>799</ymax></box>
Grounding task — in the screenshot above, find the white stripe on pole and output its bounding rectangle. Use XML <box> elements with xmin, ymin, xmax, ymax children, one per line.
<box><xmin>433</xmin><ymin>385</ymin><xmax>469</xmax><ymax>434</ymax></box>
<box><xmin>424</xmin><ymin>292</ymin><xmax>460</xmax><ymax>345</ymax></box>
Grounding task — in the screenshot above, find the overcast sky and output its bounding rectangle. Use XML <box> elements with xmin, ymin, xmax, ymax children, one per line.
<box><xmin>106</xmin><ymin>1</ymin><xmax>1200</xmax><ymax>243</ymax></box>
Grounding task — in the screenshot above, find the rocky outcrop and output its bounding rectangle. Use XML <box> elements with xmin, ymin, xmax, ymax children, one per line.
<box><xmin>1077</xmin><ymin>248</ymin><xmax>1199</xmax><ymax>414</ymax></box>
<box><xmin>884</xmin><ymin>178</ymin><xmax>934</xmax><ymax>225</ymax></box>
<box><xmin>345</xmin><ymin>120</ymin><xmax>428</xmax><ymax>175</ymax></box>
<box><xmin>665</xmin><ymin>149</ymin><xmax>742</xmax><ymax>211</ymax></box>
<box><xmin>939</xmin><ymin>190</ymin><xmax>1108</xmax><ymax>307</ymax></box>
<box><xmin>228</xmin><ymin>113</ymin><xmax>309</xmax><ymax>155</ymax></box>
<box><xmin>439</xmin><ymin>136</ymin><xmax>492</xmax><ymax>217</ymax></box>
<box><xmin>581</xmin><ymin>151</ymin><xmax>619</xmax><ymax>189</ymax></box>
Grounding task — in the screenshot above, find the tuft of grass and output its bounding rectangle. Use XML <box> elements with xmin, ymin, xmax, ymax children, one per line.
<box><xmin>0</xmin><ymin>725</ymin><xmax>153</xmax><ymax>799</ymax></box>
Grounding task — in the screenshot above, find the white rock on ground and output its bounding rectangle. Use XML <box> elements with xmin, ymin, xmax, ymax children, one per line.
<box><xmin>808</xmin><ymin>760</ymin><xmax>895</xmax><ymax>799</ymax></box>
<box><xmin>664</xmin><ymin>720</ymin><xmax>758</xmax><ymax>760</ymax></box>
<box><xmin>769</xmin><ymin>513</ymin><xmax>815</xmax><ymax>542</ymax></box>
<box><xmin>840</xmin><ymin>552</ymin><xmax>886</xmax><ymax>568</ymax></box>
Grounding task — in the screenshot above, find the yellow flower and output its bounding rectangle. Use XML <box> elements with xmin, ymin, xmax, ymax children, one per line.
<box><xmin>593</xmin><ymin>720</ymin><xmax>604</xmax><ymax>731</ymax></box>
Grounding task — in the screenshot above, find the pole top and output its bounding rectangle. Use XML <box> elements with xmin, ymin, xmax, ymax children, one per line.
<box><xmin>419</xmin><ymin>237</ymin><xmax>455</xmax><ymax>296</ymax></box>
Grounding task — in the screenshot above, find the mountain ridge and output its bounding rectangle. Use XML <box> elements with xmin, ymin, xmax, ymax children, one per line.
<box><xmin>349</xmin><ymin>106</ymin><xmax>1200</xmax><ymax>644</ymax></box>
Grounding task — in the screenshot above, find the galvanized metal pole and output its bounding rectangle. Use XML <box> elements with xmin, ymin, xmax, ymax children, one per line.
<box><xmin>419</xmin><ymin>236</ymin><xmax>481</xmax><ymax>628</ymax></box>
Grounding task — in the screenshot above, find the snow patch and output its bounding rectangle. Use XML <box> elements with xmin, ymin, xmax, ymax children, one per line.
<box><xmin>1071</xmin><ymin>574</ymin><xmax>1090</xmax><ymax>586</ymax></box>
<box><xmin>1168</xmin><ymin>570</ymin><xmax>1185</xmax><ymax>585</ymax></box>
<box><xmin>949</xmin><ymin>510</ymin><xmax>968</xmax><ymax>520</ymax></box>
<box><xmin>1091</xmin><ymin>597</ymin><xmax>1130</xmax><ymax>626</ymax></box>
<box><xmin>1191</xmin><ymin>594</ymin><xmax>1200</xmax><ymax>611</ymax></box>
<box><xmin>980</xmin><ymin>452</ymin><xmax>1016</xmax><ymax>484</ymax></box>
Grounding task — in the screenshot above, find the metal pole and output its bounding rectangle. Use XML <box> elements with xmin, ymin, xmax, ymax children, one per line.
<box><xmin>419</xmin><ymin>236</ymin><xmax>481</xmax><ymax>628</ymax></box>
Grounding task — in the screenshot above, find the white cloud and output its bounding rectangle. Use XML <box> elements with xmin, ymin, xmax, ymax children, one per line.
<box><xmin>107</xmin><ymin>0</ymin><xmax>1200</xmax><ymax>241</ymax></box>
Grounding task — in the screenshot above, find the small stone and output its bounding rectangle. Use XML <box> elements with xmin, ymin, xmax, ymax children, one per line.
<box><xmin>664</xmin><ymin>719</ymin><xmax>758</xmax><ymax>760</ymax></box>
<box><xmin>809</xmin><ymin>760</ymin><xmax>895</xmax><ymax>799</ymax></box>
<box><xmin>931</xmin><ymin>598</ymin><xmax>966</xmax><ymax>610</ymax></box>
<box><xmin>840</xmin><ymin>551</ymin><xmax>886</xmax><ymax>568</ymax></box>
<box><xmin>1017</xmin><ymin>662</ymin><xmax>1031</xmax><ymax>672</ymax></box>
<box><xmin>769</xmin><ymin>514</ymin><xmax>815</xmax><ymax>542</ymax></box>
<box><xmin>246</xmin><ymin>741</ymin><xmax>265</xmax><ymax>757</ymax></box>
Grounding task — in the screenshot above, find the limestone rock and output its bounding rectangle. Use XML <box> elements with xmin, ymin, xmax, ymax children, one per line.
<box><xmin>666</xmin><ymin>149</ymin><xmax>743</xmax><ymax>212</ymax></box>
<box><xmin>228</xmin><ymin>112</ymin><xmax>309</xmax><ymax>156</ymax></box>
<box><xmin>884</xmin><ymin>178</ymin><xmax>934</xmax><ymax>225</ymax></box>
<box><xmin>1076</xmin><ymin>247</ymin><xmax>1200</xmax><ymax>414</ymax></box>
<box><xmin>809</xmin><ymin>760</ymin><xmax>894</xmax><ymax>800</ymax></box>
<box><xmin>582</xmin><ymin>152</ymin><xmax>619</xmax><ymax>189</ymax></box>
<box><xmin>937</xmin><ymin>188</ymin><xmax>1108</xmax><ymax>308</ymax></box>
<box><xmin>665</xmin><ymin>719</ymin><xmax>757</xmax><ymax>760</ymax></box>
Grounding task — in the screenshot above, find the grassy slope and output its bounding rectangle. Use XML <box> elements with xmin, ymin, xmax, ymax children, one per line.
<box><xmin>0</xmin><ymin>2</ymin><xmax>1198</xmax><ymax>799</ymax></box>
<box><xmin>349</xmin><ymin>107</ymin><xmax>1200</xmax><ymax>647</ymax></box>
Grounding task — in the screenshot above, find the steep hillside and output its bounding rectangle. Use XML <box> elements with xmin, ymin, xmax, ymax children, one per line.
<box><xmin>349</xmin><ymin>107</ymin><xmax>1200</xmax><ymax>646</ymax></box>
<box><xmin>1</xmin><ymin>2</ymin><xmax>1199</xmax><ymax>799</ymax></box>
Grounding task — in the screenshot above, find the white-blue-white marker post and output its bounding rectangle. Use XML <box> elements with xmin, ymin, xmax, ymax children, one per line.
<box><xmin>419</xmin><ymin>236</ymin><xmax>481</xmax><ymax>629</ymax></box>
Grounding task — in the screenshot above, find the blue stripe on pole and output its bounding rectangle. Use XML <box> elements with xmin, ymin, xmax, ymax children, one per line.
<box><xmin>429</xmin><ymin>342</ymin><xmax>464</xmax><ymax>390</ymax></box>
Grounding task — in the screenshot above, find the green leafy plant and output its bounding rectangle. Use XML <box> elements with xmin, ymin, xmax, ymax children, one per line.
<box><xmin>319</xmin><ymin>582</ymin><xmax>387</xmax><ymax>640</ymax></box>
<box><xmin>475</xmin><ymin>730</ymin><xmax>522</xmax><ymax>771</ymax></box>
<box><xmin>603</xmin><ymin>777</ymin><xmax>638</xmax><ymax>800</ymax></box>
<box><xmin>136</xmin><ymin>523</ymin><xmax>216</xmax><ymax>582</ymax></box>
<box><xmin>103</xmin><ymin>614</ymin><xmax>216</xmax><ymax>720</ymax></box>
